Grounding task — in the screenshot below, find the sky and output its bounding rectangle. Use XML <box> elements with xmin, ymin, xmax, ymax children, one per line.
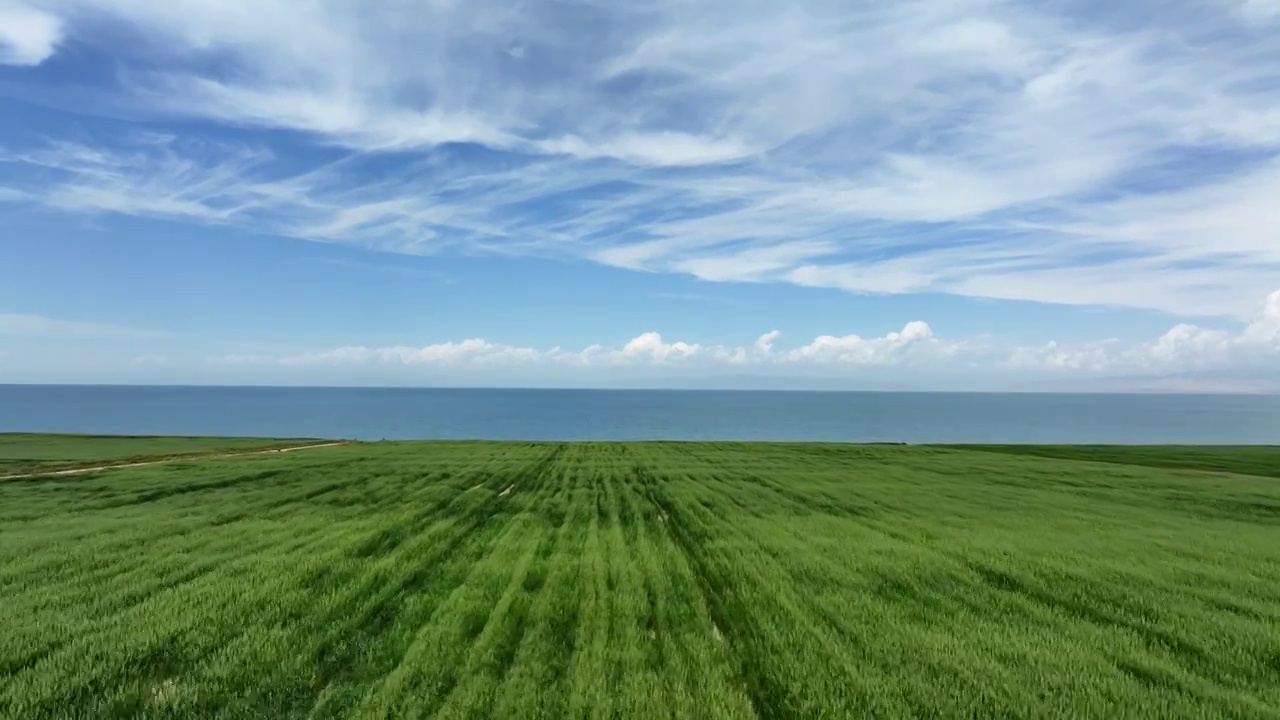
<box><xmin>0</xmin><ymin>0</ymin><xmax>1278</xmax><ymax>391</ymax></box>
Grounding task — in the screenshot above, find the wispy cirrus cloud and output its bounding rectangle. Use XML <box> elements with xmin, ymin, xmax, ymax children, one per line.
<box><xmin>2</xmin><ymin>0</ymin><xmax>1279</xmax><ymax>317</ymax></box>
<box><xmin>0</xmin><ymin>186</ymin><xmax>31</xmax><ymax>202</ymax></box>
<box><xmin>1231</xmin><ymin>0</ymin><xmax>1280</xmax><ymax>22</ymax></box>
<box><xmin>0</xmin><ymin>311</ymin><xmax>163</xmax><ymax>339</ymax></box>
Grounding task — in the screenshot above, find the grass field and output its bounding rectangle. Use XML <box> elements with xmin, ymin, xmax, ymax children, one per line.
<box><xmin>1</xmin><ymin>440</ymin><xmax>1278</xmax><ymax>718</ymax></box>
<box><xmin>0</xmin><ymin>434</ymin><xmax>322</xmax><ymax>476</ymax></box>
<box><xmin>943</xmin><ymin>443</ymin><xmax>1280</xmax><ymax>479</ymax></box>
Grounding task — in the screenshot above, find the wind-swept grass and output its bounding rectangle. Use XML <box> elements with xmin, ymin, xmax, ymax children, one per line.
<box><xmin>1</xmin><ymin>439</ymin><xmax>1277</xmax><ymax>718</ymax></box>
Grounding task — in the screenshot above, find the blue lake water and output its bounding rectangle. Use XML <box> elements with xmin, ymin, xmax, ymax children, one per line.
<box><xmin>1</xmin><ymin>385</ymin><xmax>1278</xmax><ymax>444</ymax></box>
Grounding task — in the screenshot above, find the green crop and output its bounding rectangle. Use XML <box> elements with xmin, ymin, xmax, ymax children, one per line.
<box><xmin>1</xmin><ymin>440</ymin><xmax>1278</xmax><ymax>718</ymax></box>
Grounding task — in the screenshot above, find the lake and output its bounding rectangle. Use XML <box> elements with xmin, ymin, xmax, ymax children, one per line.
<box><xmin>1</xmin><ymin>385</ymin><xmax>1278</xmax><ymax>443</ymax></box>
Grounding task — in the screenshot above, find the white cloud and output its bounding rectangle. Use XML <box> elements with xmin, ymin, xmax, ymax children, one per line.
<box><xmin>1006</xmin><ymin>341</ymin><xmax>1118</xmax><ymax>373</ymax></box>
<box><xmin>536</xmin><ymin>132</ymin><xmax>756</xmax><ymax>167</ymax></box>
<box><xmin>279</xmin><ymin>339</ymin><xmax>541</xmax><ymax>367</ymax></box>
<box><xmin>752</xmin><ymin>330</ymin><xmax>781</xmax><ymax>357</ymax></box>
<box><xmin>278</xmin><ymin>332</ymin><xmax>705</xmax><ymax>368</ymax></box>
<box><xmin>1243</xmin><ymin>289</ymin><xmax>1280</xmax><ymax>342</ymax></box>
<box><xmin>1148</xmin><ymin>325</ymin><xmax>1233</xmax><ymax>367</ymax></box>
<box><xmin>787</xmin><ymin>321</ymin><xmax>940</xmax><ymax>365</ymax></box>
<box><xmin>0</xmin><ymin>138</ymin><xmax>472</xmax><ymax>254</ymax></box>
<box><xmin>261</xmin><ymin>324</ymin><xmax>956</xmax><ymax>370</ymax></box>
<box><xmin>615</xmin><ymin>332</ymin><xmax>700</xmax><ymax>363</ymax></box>
<box><xmin>672</xmin><ymin>241</ymin><xmax>838</xmax><ymax>283</ymax></box>
<box><xmin>0</xmin><ymin>2</ymin><xmax>61</xmax><ymax>66</ymax></box>
<box><xmin>1008</xmin><ymin>288</ymin><xmax>1280</xmax><ymax>373</ymax></box>
<box><xmin>1232</xmin><ymin>0</ymin><xmax>1280</xmax><ymax>23</ymax></box>
<box><xmin>786</xmin><ymin>263</ymin><xmax>936</xmax><ymax>296</ymax></box>
<box><xmin>5</xmin><ymin>292</ymin><xmax>1267</xmax><ymax>387</ymax></box>
<box><xmin>5</xmin><ymin>139</ymin><xmax>274</xmax><ymax>223</ymax></box>
<box><xmin>2</xmin><ymin>0</ymin><xmax>1279</xmax><ymax>317</ymax></box>
<box><xmin>217</xmin><ymin>289</ymin><xmax>1280</xmax><ymax>384</ymax></box>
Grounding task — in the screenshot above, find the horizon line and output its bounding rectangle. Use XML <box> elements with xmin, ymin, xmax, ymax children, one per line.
<box><xmin>1</xmin><ymin>382</ymin><xmax>1276</xmax><ymax>397</ymax></box>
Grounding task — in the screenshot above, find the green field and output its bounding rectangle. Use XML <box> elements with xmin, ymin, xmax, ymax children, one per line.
<box><xmin>2</xmin><ymin>440</ymin><xmax>1279</xmax><ymax>719</ymax></box>
<box><xmin>944</xmin><ymin>444</ymin><xmax>1280</xmax><ymax>479</ymax></box>
<box><xmin>0</xmin><ymin>434</ymin><xmax>322</xmax><ymax>476</ymax></box>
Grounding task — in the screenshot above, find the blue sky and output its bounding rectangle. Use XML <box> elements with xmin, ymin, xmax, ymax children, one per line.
<box><xmin>0</xmin><ymin>0</ymin><xmax>1278</xmax><ymax>390</ymax></box>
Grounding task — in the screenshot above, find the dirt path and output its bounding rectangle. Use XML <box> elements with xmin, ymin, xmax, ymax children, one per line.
<box><xmin>0</xmin><ymin>441</ymin><xmax>350</xmax><ymax>481</ymax></box>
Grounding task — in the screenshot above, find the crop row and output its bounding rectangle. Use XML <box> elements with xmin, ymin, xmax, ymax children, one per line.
<box><xmin>1</xmin><ymin>441</ymin><xmax>1277</xmax><ymax>718</ymax></box>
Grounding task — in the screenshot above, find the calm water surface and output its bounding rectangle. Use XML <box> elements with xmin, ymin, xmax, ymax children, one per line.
<box><xmin>1</xmin><ymin>385</ymin><xmax>1278</xmax><ymax>443</ymax></box>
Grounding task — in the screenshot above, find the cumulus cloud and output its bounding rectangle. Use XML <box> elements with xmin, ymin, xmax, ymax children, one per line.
<box><xmin>615</xmin><ymin>332</ymin><xmax>700</xmax><ymax>363</ymax></box>
<box><xmin>2</xmin><ymin>0</ymin><xmax>1280</xmax><ymax>316</ymax></box>
<box><xmin>277</xmin><ymin>333</ymin><xmax>705</xmax><ymax>368</ymax></box>
<box><xmin>6</xmin><ymin>292</ymin><xmax>1272</xmax><ymax>388</ymax></box>
<box><xmin>787</xmin><ymin>321</ymin><xmax>938</xmax><ymax>365</ymax></box>
<box><xmin>261</xmin><ymin>323</ymin><xmax>959</xmax><ymax>370</ymax></box>
<box><xmin>229</xmin><ymin>289</ymin><xmax>1280</xmax><ymax>384</ymax></box>
<box><xmin>752</xmin><ymin>330</ymin><xmax>781</xmax><ymax>357</ymax></box>
<box><xmin>1244</xmin><ymin>289</ymin><xmax>1280</xmax><ymax>342</ymax></box>
<box><xmin>1008</xmin><ymin>288</ymin><xmax>1280</xmax><ymax>374</ymax></box>
<box><xmin>0</xmin><ymin>2</ymin><xmax>61</xmax><ymax>66</ymax></box>
<box><xmin>1006</xmin><ymin>340</ymin><xmax>1125</xmax><ymax>373</ymax></box>
<box><xmin>1137</xmin><ymin>291</ymin><xmax>1279</xmax><ymax>369</ymax></box>
<box><xmin>1148</xmin><ymin>325</ymin><xmax>1233</xmax><ymax>367</ymax></box>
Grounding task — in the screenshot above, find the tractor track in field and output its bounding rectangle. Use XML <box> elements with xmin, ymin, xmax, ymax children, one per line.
<box><xmin>0</xmin><ymin>442</ymin><xmax>351</xmax><ymax>482</ymax></box>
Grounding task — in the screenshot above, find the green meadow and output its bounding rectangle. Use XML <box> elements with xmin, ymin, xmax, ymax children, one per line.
<box><xmin>1</xmin><ymin>438</ymin><xmax>1278</xmax><ymax>718</ymax></box>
